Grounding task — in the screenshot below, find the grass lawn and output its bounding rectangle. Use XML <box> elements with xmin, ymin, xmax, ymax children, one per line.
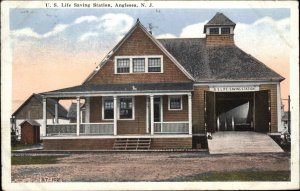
<box><xmin>11</xmin><ymin>143</ymin><xmax>41</xmax><ymax>151</ymax></box>
<box><xmin>12</xmin><ymin>156</ymin><xmax>65</xmax><ymax>165</ymax></box>
<box><xmin>172</xmin><ymin>170</ymin><xmax>290</xmax><ymax>181</ymax></box>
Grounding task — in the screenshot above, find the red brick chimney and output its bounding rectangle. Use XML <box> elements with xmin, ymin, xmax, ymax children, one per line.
<box><xmin>204</xmin><ymin>12</ymin><xmax>236</xmax><ymax>46</ymax></box>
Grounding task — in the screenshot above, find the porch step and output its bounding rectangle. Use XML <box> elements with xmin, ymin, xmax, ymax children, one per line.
<box><xmin>113</xmin><ymin>138</ymin><xmax>151</xmax><ymax>150</ymax></box>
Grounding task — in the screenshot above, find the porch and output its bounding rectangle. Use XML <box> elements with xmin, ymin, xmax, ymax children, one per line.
<box><xmin>41</xmin><ymin>83</ymin><xmax>193</xmax><ymax>137</ymax></box>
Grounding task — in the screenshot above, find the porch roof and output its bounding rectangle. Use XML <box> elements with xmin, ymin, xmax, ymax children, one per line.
<box><xmin>41</xmin><ymin>83</ymin><xmax>193</xmax><ymax>98</ymax></box>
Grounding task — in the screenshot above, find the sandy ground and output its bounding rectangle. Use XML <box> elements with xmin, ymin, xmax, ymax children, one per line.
<box><xmin>11</xmin><ymin>152</ymin><xmax>290</xmax><ymax>182</ymax></box>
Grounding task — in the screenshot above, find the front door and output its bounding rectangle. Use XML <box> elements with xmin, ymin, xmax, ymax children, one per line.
<box><xmin>154</xmin><ymin>97</ymin><xmax>161</xmax><ymax>122</ymax></box>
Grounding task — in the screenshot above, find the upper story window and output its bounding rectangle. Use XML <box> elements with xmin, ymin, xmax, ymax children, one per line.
<box><xmin>208</xmin><ymin>27</ymin><xmax>232</xmax><ymax>35</ymax></box>
<box><xmin>148</xmin><ymin>58</ymin><xmax>161</xmax><ymax>72</ymax></box>
<box><xmin>133</xmin><ymin>58</ymin><xmax>145</xmax><ymax>73</ymax></box>
<box><xmin>117</xmin><ymin>58</ymin><xmax>130</xmax><ymax>73</ymax></box>
<box><xmin>115</xmin><ymin>56</ymin><xmax>163</xmax><ymax>74</ymax></box>
<box><xmin>209</xmin><ymin>28</ymin><xmax>219</xmax><ymax>35</ymax></box>
<box><xmin>221</xmin><ymin>27</ymin><xmax>230</xmax><ymax>34</ymax></box>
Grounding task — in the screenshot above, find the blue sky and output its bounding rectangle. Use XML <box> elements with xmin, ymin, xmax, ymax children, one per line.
<box><xmin>10</xmin><ymin>8</ymin><xmax>290</xmax><ymax>54</ymax></box>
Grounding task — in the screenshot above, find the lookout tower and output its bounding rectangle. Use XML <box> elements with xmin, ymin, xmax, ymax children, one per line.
<box><xmin>204</xmin><ymin>12</ymin><xmax>236</xmax><ymax>46</ymax></box>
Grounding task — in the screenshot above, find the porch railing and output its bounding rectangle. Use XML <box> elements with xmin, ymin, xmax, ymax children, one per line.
<box><xmin>154</xmin><ymin>121</ymin><xmax>189</xmax><ymax>134</ymax></box>
<box><xmin>46</xmin><ymin>124</ymin><xmax>77</xmax><ymax>136</ymax></box>
<box><xmin>80</xmin><ymin>123</ymin><xmax>113</xmax><ymax>135</ymax></box>
<box><xmin>46</xmin><ymin>123</ymin><xmax>113</xmax><ymax>136</ymax></box>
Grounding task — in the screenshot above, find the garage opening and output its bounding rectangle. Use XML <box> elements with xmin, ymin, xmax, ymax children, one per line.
<box><xmin>216</xmin><ymin>92</ymin><xmax>253</xmax><ymax>131</ymax></box>
<box><xmin>205</xmin><ymin>90</ymin><xmax>270</xmax><ymax>133</ymax></box>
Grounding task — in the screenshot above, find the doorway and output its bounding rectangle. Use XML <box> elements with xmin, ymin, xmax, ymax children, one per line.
<box><xmin>205</xmin><ymin>91</ymin><xmax>270</xmax><ymax>133</ymax></box>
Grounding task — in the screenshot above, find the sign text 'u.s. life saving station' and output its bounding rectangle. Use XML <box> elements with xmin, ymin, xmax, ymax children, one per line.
<box><xmin>209</xmin><ymin>86</ymin><xmax>260</xmax><ymax>92</ymax></box>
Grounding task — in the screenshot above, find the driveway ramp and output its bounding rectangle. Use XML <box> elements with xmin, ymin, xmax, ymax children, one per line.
<box><xmin>208</xmin><ymin>131</ymin><xmax>283</xmax><ymax>154</ymax></box>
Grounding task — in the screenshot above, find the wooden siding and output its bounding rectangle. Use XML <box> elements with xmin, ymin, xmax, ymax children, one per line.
<box><xmin>163</xmin><ymin>95</ymin><xmax>188</xmax><ymax>121</ymax></box>
<box><xmin>260</xmin><ymin>84</ymin><xmax>278</xmax><ymax>132</ymax></box>
<box><xmin>43</xmin><ymin>138</ymin><xmax>115</xmax><ymax>150</ymax></box>
<box><xmin>15</xmin><ymin>97</ymin><xmax>54</xmax><ymax>119</ymax></box>
<box><xmin>192</xmin><ymin>86</ymin><xmax>209</xmax><ymax>133</ymax></box>
<box><xmin>20</xmin><ymin>122</ymin><xmax>40</xmax><ymax>144</ymax></box>
<box><xmin>86</xmin><ymin>26</ymin><xmax>191</xmax><ymax>85</ymax></box>
<box><xmin>89</xmin><ymin>96</ymin><xmax>147</xmax><ymax>135</ymax></box>
<box><xmin>43</xmin><ymin>137</ymin><xmax>192</xmax><ymax>150</ymax></box>
<box><xmin>206</xmin><ymin>34</ymin><xmax>234</xmax><ymax>46</ymax></box>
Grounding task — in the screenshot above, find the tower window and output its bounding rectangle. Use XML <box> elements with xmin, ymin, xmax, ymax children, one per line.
<box><xmin>209</xmin><ymin>28</ymin><xmax>219</xmax><ymax>35</ymax></box>
<box><xmin>221</xmin><ymin>27</ymin><xmax>231</xmax><ymax>34</ymax></box>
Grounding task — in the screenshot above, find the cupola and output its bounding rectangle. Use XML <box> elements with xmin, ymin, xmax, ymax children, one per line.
<box><xmin>204</xmin><ymin>12</ymin><xmax>236</xmax><ymax>46</ymax></box>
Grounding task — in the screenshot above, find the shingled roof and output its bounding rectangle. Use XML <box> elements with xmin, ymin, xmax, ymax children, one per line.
<box><xmin>158</xmin><ymin>38</ymin><xmax>284</xmax><ymax>82</ymax></box>
<box><xmin>42</xmin><ymin>83</ymin><xmax>194</xmax><ymax>96</ymax></box>
<box><xmin>12</xmin><ymin>93</ymin><xmax>68</xmax><ymax>118</ymax></box>
<box><xmin>204</xmin><ymin>12</ymin><xmax>236</xmax><ymax>33</ymax></box>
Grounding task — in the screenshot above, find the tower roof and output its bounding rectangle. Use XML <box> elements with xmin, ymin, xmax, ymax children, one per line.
<box><xmin>204</xmin><ymin>12</ymin><xmax>236</xmax><ymax>33</ymax></box>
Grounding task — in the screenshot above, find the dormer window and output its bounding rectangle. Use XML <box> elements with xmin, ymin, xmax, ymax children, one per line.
<box><xmin>221</xmin><ymin>27</ymin><xmax>230</xmax><ymax>34</ymax></box>
<box><xmin>209</xmin><ymin>28</ymin><xmax>219</xmax><ymax>35</ymax></box>
<box><xmin>115</xmin><ymin>55</ymin><xmax>163</xmax><ymax>74</ymax></box>
<box><xmin>208</xmin><ymin>27</ymin><xmax>232</xmax><ymax>35</ymax></box>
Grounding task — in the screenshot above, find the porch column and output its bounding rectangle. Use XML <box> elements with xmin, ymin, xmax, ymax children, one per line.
<box><xmin>76</xmin><ymin>97</ymin><xmax>80</xmax><ymax>136</ymax></box>
<box><xmin>84</xmin><ymin>97</ymin><xmax>90</xmax><ymax>134</ymax></box>
<box><xmin>54</xmin><ymin>100</ymin><xmax>58</xmax><ymax>124</ymax></box>
<box><xmin>113</xmin><ymin>96</ymin><xmax>117</xmax><ymax>135</ymax></box>
<box><xmin>146</xmin><ymin>96</ymin><xmax>149</xmax><ymax>133</ymax></box>
<box><xmin>85</xmin><ymin>97</ymin><xmax>90</xmax><ymax>123</ymax></box>
<box><xmin>43</xmin><ymin>97</ymin><xmax>47</xmax><ymax>136</ymax></box>
<box><xmin>150</xmin><ymin>95</ymin><xmax>154</xmax><ymax>135</ymax></box>
<box><xmin>188</xmin><ymin>94</ymin><xmax>192</xmax><ymax>135</ymax></box>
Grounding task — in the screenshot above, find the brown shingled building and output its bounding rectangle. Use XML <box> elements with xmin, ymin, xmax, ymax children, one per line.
<box><xmin>40</xmin><ymin>13</ymin><xmax>284</xmax><ymax>150</ymax></box>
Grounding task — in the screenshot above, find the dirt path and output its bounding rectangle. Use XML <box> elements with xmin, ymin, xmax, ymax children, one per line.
<box><xmin>11</xmin><ymin>152</ymin><xmax>290</xmax><ymax>182</ymax></box>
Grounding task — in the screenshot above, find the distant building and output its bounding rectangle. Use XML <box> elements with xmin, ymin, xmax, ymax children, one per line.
<box><xmin>67</xmin><ymin>102</ymin><xmax>85</xmax><ymax>123</ymax></box>
<box><xmin>11</xmin><ymin>93</ymin><xmax>69</xmax><ymax>138</ymax></box>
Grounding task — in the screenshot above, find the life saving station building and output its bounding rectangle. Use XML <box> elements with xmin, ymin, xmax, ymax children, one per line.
<box><xmin>41</xmin><ymin>13</ymin><xmax>284</xmax><ymax>150</ymax></box>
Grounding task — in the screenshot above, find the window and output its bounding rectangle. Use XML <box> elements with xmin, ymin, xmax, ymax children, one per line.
<box><xmin>169</xmin><ymin>96</ymin><xmax>182</xmax><ymax>110</ymax></box>
<box><xmin>103</xmin><ymin>98</ymin><xmax>114</xmax><ymax>120</ymax></box>
<box><xmin>115</xmin><ymin>56</ymin><xmax>163</xmax><ymax>74</ymax></box>
<box><xmin>133</xmin><ymin>58</ymin><xmax>145</xmax><ymax>73</ymax></box>
<box><xmin>148</xmin><ymin>58</ymin><xmax>161</xmax><ymax>72</ymax></box>
<box><xmin>209</xmin><ymin>28</ymin><xmax>219</xmax><ymax>35</ymax></box>
<box><xmin>119</xmin><ymin>97</ymin><xmax>133</xmax><ymax>119</ymax></box>
<box><xmin>117</xmin><ymin>58</ymin><xmax>130</xmax><ymax>73</ymax></box>
<box><xmin>221</xmin><ymin>27</ymin><xmax>230</xmax><ymax>34</ymax></box>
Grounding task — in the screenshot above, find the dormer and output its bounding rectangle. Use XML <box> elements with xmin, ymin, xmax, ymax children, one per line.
<box><xmin>204</xmin><ymin>12</ymin><xmax>236</xmax><ymax>46</ymax></box>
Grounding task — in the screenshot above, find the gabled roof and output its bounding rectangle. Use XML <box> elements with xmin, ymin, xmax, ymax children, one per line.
<box><xmin>158</xmin><ymin>38</ymin><xmax>284</xmax><ymax>82</ymax></box>
<box><xmin>12</xmin><ymin>93</ymin><xmax>68</xmax><ymax>118</ymax></box>
<box><xmin>67</xmin><ymin>102</ymin><xmax>85</xmax><ymax>119</ymax></box>
<box><xmin>204</xmin><ymin>12</ymin><xmax>236</xmax><ymax>33</ymax></box>
<box><xmin>83</xmin><ymin>19</ymin><xmax>194</xmax><ymax>84</ymax></box>
<box><xmin>20</xmin><ymin>119</ymin><xmax>40</xmax><ymax>126</ymax></box>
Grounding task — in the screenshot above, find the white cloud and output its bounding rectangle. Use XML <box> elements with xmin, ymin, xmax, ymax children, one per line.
<box><xmin>78</xmin><ymin>32</ymin><xmax>99</xmax><ymax>42</ymax></box>
<box><xmin>43</xmin><ymin>24</ymin><xmax>69</xmax><ymax>38</ymax></box>
<box><xmin>180</xmin><ymin>21</ymin><xmax>208</xmax><ymax>38</ymax></box>
<box><xmin>98</xmin><ymin>13</ymin><xmax>134</xmax><ymax>34</ymax></box>
<box><xmin>155</xmin><ymin>33</ymin><xmax>177</xmax><ymax>39</ymax></box>
<box><xmin>11</xmin><ymin>23</ymin><xmax>70</xmax><ymax>39</ymax></box>
<box><xmin>234</xmin><ymin>17</ymin><xmax>290</xmax><ymax>61</ymax></box>
<box><xmin>11</xmin><ymin>27</ymin><xmax>42</xmax><ymax>38</ymax></box>
<box><xmin>11</xmin><ymin>13</ymin><xmax>135</xmax><ymax>44</ymax></box>
<box><xmin>74</xmin><ymin>16</ymin><xmax>99</xmax><ymax>24</ymax></box>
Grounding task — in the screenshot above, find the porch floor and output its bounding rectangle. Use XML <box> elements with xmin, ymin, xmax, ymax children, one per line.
<box><xmin>208</xmin><ymin>131</ymin><xmax>283</xmax><ymax>154</ymax></box>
